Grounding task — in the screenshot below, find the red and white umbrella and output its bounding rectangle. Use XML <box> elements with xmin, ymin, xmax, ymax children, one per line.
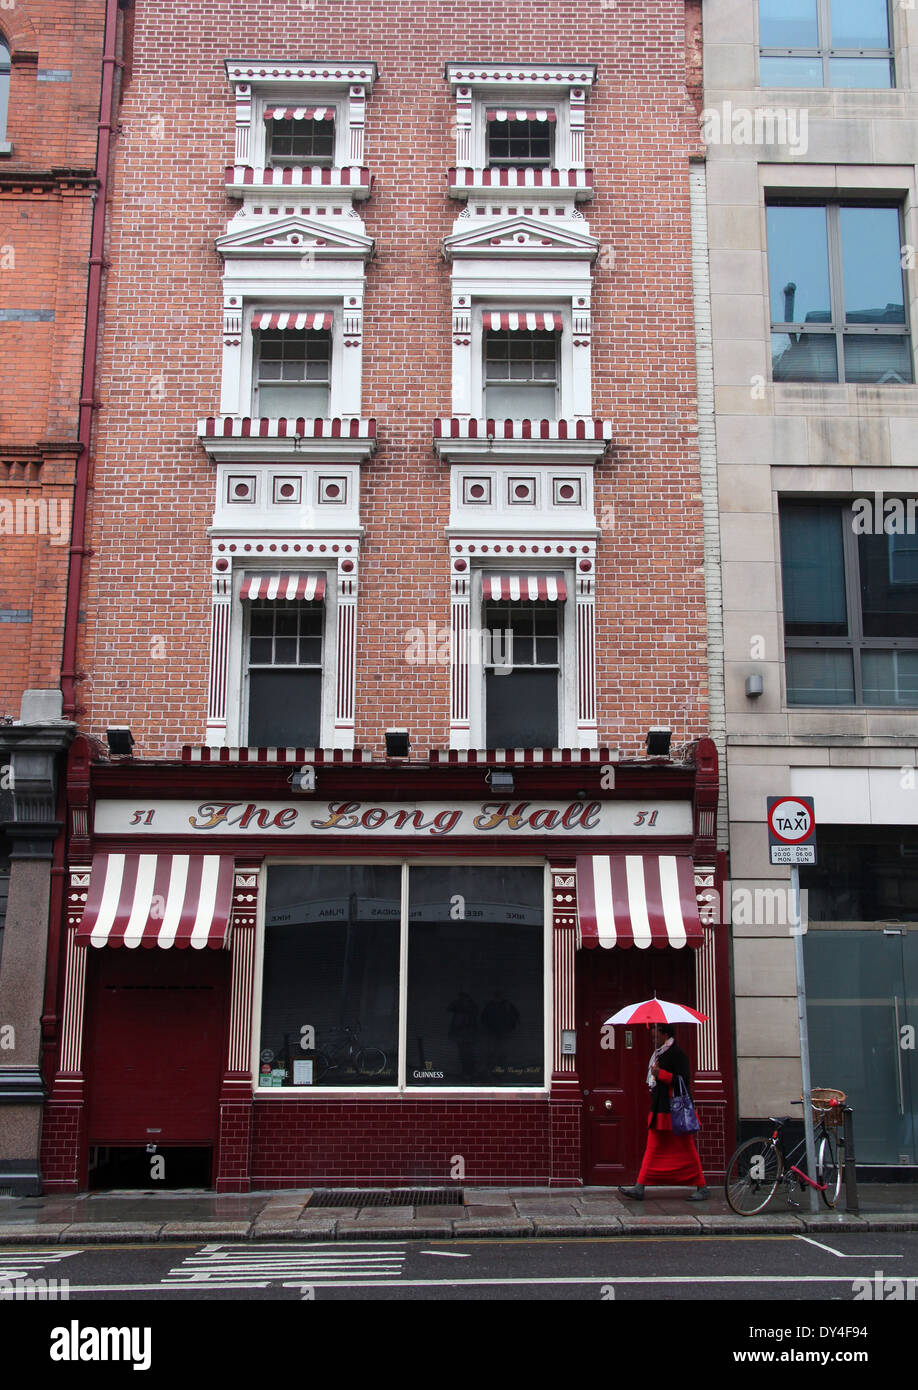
<box><xmin>603</xmin><ymin>996</ymin><xmax>708</xmax><ymax>1026</ymax></box>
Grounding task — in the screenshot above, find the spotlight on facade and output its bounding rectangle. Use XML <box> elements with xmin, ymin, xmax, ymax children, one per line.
<box><xmin>645</xmin><ymin>727</ymin><xmax>672</xmax><ymax>757</ymax></box>
<box><xmin>745</xmin><ymin>673</ymin><xmax>764</xmax><ymax>698</ymax></box>
<box><xmin>385</xmin><ymin>729</ymin><xmax>410</xmax><ymax>758</ymax></box>
<box><xmin>106</xmin><ymin>727</ymin><xmax>135</xmax><ymax>756</ymax></box>
<box><xmin>486</xmin><ymin>768</ymin><xmax>515</xmax><ymax>794</ymax></box>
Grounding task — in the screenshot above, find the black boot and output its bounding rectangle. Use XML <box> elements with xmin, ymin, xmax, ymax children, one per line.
<box><xmin>618</xmin><ymin>1184</ymin><xmax>645</xmax><ymax>1200</ymax></box>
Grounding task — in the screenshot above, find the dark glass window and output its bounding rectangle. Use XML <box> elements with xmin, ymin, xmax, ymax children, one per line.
<box><xmin>483</xmin><ymin>601</ymin><xmax>560</xmax><ymax>747</ymax></box>
<box><xmin>768</xmin><ymin>203</ymin><xmax>911</xmax><ymax>384</ymax></box>
<box><xmin>799</xmin><ymin>827</ymin><xmax>918</xmax><ymax>921</ymax></box>
<box><xmin>255</xmin><ymin>329</ymin><xmax>331</xmax><ymax>417</ymax></box>
<box><xmin>259</xmin><ymin>864</ymin><xmax>545</xmax><ymax>1088</ymax></box>
<box><xmin>780</xmin><ymin>500</ymin><xmax>918</xmax><ymax>705</ymax></box>
<box><xmin>247</xmin><ymin>600</ymin><xmax>323</xmax><ymax>745</ymax></box>
<box><xmin>760</xmin><ymin>0</ymin><xmax>893</xmax><ymax>88</ymax></box>
<box><xmin>487</xmin><ymin>119</ymin><xmax>552</xmax><ymax>166</ymax></box>
<box><xmin>268</xmin><ymin>116</ymin><xmax>335</xmax><ymax>164</ymax></box>
<box><xmin>484</xmin><ymin>331</ymin><xmax>558</xmax><ymax>418</ymax></box>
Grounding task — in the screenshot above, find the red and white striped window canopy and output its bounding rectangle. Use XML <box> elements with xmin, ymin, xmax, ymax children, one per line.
<box><xmin>242</xmin><ymin>573</ymin><xmax>327</xmax><ymax>602</ymax></box>
<box><xmin>264</xmin><ymin>106</ymin><xmax>336</xmax><ymax>122</ymax></box>
<box><xmin>482</xmin><ymin>311</ymin><xmax>564</xmax><ymax>333</ymax></box>
<box><xmin>76</xmin><ymin>854</ymin><xmax>234</xmax><ymax>950</ymax></box>
<box><xmin>482</xmin><ymin>574</ymin><xmax>567</xmax><ymax>603</ymax></box>
<box><xmin>252</xmin><ymin>311</ymin><xmax>333</xmax><ymax>332</ymax></box>
<box><xmin>576</xmin><ymin>854</ymin><xmax>704</xmax><ymax>951</ymax></box>
<box><xmin>486</xmin><ymin>108</ymin><xmax>557</xmax><ymax>123</ymax></box>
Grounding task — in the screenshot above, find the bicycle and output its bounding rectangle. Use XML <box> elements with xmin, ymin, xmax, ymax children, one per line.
<box><xmin>310</xmin><ymin>1024</ymin><xmax>389</xmax><ymax>1083</ymax></box>
<box><xmin>724</xmin><ymin>1089</ymin><xmax>845</xmax><ymax>1215</ymax></box>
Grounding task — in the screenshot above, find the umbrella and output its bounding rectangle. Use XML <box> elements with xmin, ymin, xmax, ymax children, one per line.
<box><xmin>603</xmin><ymin>996</ymin><xmax>708</xmax><ymax>1026</ymax></box>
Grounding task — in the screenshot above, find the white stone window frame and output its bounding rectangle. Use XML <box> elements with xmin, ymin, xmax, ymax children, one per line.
<box><xmin>221</xmin><ymin>287</ymin><xmax>366</xmax><ymax>419</ymax></box>
<box><xmin>452</xmin><ymin>294</ymin><xmax>591</xmax><ymax>419</ymax></box>
<box><xmin>207</xmin><ymin>543</ymin><xmax>360</xmax><ymax>750</ymax></box>
<box><xmin>447</xmin><ymin>63</ymin><xmax>595</xmax><ymax>172</ymax></box>
<box><xmin>225</xmin><ymin>61</ymin><xmax>376</xmax><ymax>169</ymax></box>
<box><xmin>449</xmin><ymin>538</ymin><xmax>597</xmax><ymax>751</ymax></box>
<box><xmin>470</xmin><ymin>96</ymin><xmax>569</xmax><ymax>171</ymax></box>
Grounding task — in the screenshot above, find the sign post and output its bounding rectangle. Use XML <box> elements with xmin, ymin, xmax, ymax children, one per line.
<box><xmin>767</xmin><ymin>796</ymin><xmax>819</xmax><ymax>1213</ymax></box>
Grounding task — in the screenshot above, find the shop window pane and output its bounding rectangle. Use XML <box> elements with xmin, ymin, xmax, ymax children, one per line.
<box><xmin>260</xmin><ymin>865</ymin><xmax>401</xmax><ymax>1087</ymax></box>
<box><xmin>828</xmin><ymin>58</ymin><xmax>892</xmax><ymax>88</ymax></box>
<box><xmin>248</xmin><ymin>669</ymin><xmax>321</xmax><ymax>745</ymax></box>
<box><xmin>767</xmin><ymin>207</ymin><xmax>831</xmax><ymax>324</ymax></box>
<box><xmin>800</xmin><ymin>827</ymin><xmax>918</xmax><ymax>922</ymax></box>
<box><xmin>830</xmin><ymin>0</ymin><xmax>890</xmax><ymax>49</ymax></box>
<box><xmin>760</xmin><ymin>0</ymin><xmax>818</xmax><ymax>48</ymax></box>
<box><xmin>785</xmin><ymin>648</ymin><xmax>855</xmax><ymax>703</ymax></box>
<box><xmin>406</xmin><ymin>866</ymin><xmax>544</xmax><ymax>1087</ymax></box>
<box><xmin>841</xmin><ymin>208</ymin><xmax>905</xmax><ymax>325</ymax></box>
<box><xmin>861</xmin><ymin>650</ymin><xmax>918</xmax><ymax>705</ymax></box>
<box><xmin>780</xmin><ymin>504</ymin><xmax>848</xmax><ymax>634</ymax></box>
<box><xmin>859</xmin><ymin>530</ymin><xmax>918</xmax><ymax>637</ymax></box>
<box><xmin>760</xmin><ymin>56</ymin><xmax>824</xmax><ymax>86</ymax></box>
<box><xmin>486</xmin><ymin>668</ymin><xmax>558</xmax><ymax>746</ymax></box>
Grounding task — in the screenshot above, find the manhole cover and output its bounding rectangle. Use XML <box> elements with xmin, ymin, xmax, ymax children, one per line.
<box><xmin>307</xmin><ymin>1188</ymin><xmax>464</xmax><ymax>1209</ymax></box>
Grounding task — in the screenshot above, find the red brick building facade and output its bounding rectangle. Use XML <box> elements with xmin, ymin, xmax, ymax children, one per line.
<box><xmin>39</xmin><ymin>0</ymin><xmax>733</xmax><ymax>1192</ymax></box>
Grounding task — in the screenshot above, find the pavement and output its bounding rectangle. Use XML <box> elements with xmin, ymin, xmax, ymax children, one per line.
<box><xmin>0</xmin><ymin>1182</ymin><xmax>917</xmax><ymax>1242</ymax></box>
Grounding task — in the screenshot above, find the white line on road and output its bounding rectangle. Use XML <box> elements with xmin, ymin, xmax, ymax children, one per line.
<box><xmin>420</xmin><ymin>1250</ymin><xmax>471</xmax><ymax>1258</ymax></box>
<box><xmin>55</xmin><ymin>1273</ymin><xmax>892</xmax><ymax>1294</ymax></box>
<box><xmin>795</xmin><ymin>1236</ymin><xmax>903</xmax><ymax>1260</ymax></box>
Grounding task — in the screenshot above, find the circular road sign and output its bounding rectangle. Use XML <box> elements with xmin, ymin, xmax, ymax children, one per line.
<box><xmin>767</xmin><ymin>797</ymin><xmax>816</xmax><ymax>845</ymax></box>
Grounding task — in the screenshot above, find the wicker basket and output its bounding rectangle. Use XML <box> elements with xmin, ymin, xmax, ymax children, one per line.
<box><xmin>807</xmin><ymin>1088</ymin><xmax>847</xmax><ymax>1128</ymax></box>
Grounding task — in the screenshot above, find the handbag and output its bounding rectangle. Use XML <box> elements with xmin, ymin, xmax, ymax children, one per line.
<box><xmin>670</xmin><ymin>1074</ymin><xmax>700</xmax><ymax>1135</ymax></box>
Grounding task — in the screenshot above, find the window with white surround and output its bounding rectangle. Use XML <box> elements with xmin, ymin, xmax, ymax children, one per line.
<box><xmin>0</xmin><ymin>36</ymin><xmax>10</xmax><ymax>152</ymax></box>
<box><xmin>264</xmin><ymin>107</ymin><xmax>336</xmax><ymax>166</ymax></box>
<box><xmin>483</xmin><ymin>326</ymin><xmax>560</xmax><ymax>418</ymax></box>
<box><xmin>252</xmin><ymin>320</ymin><xmax>333</xmax><ymax>417</ymax></box>
<box><xmin>245</xmin><ymin>593</ymin><xmax>325</xmax><ymax>746</ymax></box>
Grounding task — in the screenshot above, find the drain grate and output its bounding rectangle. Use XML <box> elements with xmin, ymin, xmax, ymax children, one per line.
<box><xmin>307</xmin><ymin>1188</ymin><xmax>464</xmax><ymax>1209</ymax></box>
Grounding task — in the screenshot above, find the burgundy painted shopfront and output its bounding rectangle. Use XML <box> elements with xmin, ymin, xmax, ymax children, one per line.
<box><xmin>40</xmin><ymin>736</ymin><xmax>732</xmax><ymax>1191</ymax></box>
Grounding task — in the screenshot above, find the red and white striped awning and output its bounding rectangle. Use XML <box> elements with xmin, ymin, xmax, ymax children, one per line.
<box><xmin>482</xmin><ymin>574</ymin><xmax>567</xmax><ymax>602</ymax></box>
<box><xmin>576</xmin><ymin>855</ymin><xmax>704</xmax><ymax>950</ymax></box>
<box><xmin>486</xmin><ymin>108</ymin><xmax>557</xmax><ymax>123</ymax></box>
<box><xmin>76</xmin><ymin>854</ymin><xmax>234</xmax><ymax>950</ymax></box>
<box><xmin>264</xmin><ymin>106</ymin><xmax>336</xmax><ymax>121</ymax></box>
<box><xmin>241</xmin><ymin>573</ymin><xmax>327</xmax><ymax>602</ymax></box>
<box><xmin>483</xmin><ymin>311</ymin><xmax>563</xmax><ymax>332</ymax></box>
<box><xmin>253</xmin><ymin>311</ymin><xmax>333</xmax><ymax>332</ymax></box>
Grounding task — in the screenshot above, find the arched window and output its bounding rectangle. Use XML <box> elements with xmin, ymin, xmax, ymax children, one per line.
<box><xmin>0</xmin><ymin>37</ymin><xmax>10</xmax><ymax>146</ymax></box>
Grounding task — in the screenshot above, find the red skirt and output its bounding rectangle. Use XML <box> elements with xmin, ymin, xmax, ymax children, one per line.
<box><xmin>637</xmin><ymin>1114</ymin><xmax>705</xmax><ymax>1187</ymax></box>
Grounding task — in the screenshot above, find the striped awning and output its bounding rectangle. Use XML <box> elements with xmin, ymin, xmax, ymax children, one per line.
<box><xmin>486</xmin><ymin>108</ymin><xmax>557</xmax><ymax>123</ymax></box>
<box><xmin>576</xmin><ymin>855</ymin><xmax>704</xmax><ymax>950</ymax></box>
<box><xmin>76</xmin><ymin>854</ymin><xmax>234</xmax><ymax>950</ymax></box>
<box><xmin>482</xmin><ymin>574</ymin><xmax>567</xmax><ymax>602</ymax></box>
<box><xmin>264</xmin><ymin>106</ymin><xmax>335</xmax><ymax>121</ymax></box>
<box><xmin>242</xmin><ymin>573</ymin><xmax>326</xmax><ymax>602</ymax></box>
<box><xmin>483</xmin><ymin>311</ymin><xmax>563</xmax><ymax>332</ymax></box>
<box><xmin>253</xmin><ymin>311</ymin><xmax>333</xmax><ymax>332</ymax></box>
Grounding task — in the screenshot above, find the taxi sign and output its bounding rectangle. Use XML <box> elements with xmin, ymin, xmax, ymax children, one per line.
<box><xmin>767</xmin><ymin>796</ymin><xmax>816</xmax><ymax>865</ymax></box>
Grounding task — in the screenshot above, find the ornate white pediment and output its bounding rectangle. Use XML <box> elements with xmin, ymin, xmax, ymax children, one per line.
<box><xmin>217</xmin><ymin>214</ymin><xmax>374</xmax><ymax>263</ymax></box>
<box><xmin>444</xmin><ymin>213</ymin><xmax>598</xmax><ymax>263</ymax></box>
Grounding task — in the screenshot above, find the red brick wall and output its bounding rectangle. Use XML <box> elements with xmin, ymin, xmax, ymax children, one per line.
<box><xmin>77</xmin><ymin>0</ymin><xmax>708</xmax><ymax>758</ymax></box>
<box><xmin>0</xmin><ymin>1</ymin><xmax>106</xmax><ymax>712</ymax></box>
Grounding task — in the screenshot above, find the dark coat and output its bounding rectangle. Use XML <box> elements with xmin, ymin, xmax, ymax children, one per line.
<box><xmin>649</xmin><ymin>1041</ymin><xmax>692</xmax><ymax>1130</ymax></box>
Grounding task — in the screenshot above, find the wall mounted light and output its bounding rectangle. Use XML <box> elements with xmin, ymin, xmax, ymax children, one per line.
<box><xmin>106</xmin><ymin>727</ymin><xmax>134</xmax><ymax>756</ymax></box>
<box><xmin>645</xmin><ymin>727</ymin><xmax>672</xmax><ymax>756</ymax></box>
<box><xmin>486</xmin><ymin>768</ymin><xmax>515</xmax><ymax>794</ymax></box>
<box><xmin>385</xmin><ymin>729</ymin><xmax>410</xmax><ymax>758</ymax></box>
<box><xmin>745</xmin><ymin>674</ymin><xmax>764</xmax><ymax>699</ymax></box>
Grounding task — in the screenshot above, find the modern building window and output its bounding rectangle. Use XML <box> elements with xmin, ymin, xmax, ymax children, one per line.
<box><xmin>767</xmin><ymin>202</ymin><xmax>912</xmax><ymax>384</ymax></box>
<box><xmin>486</xmin><ymin>113</ymin><xmax>553</xmax><ymax>166</ymax></box>
<box><xmin>266</xmin><ymin>113</ymin><xmax>335</xmax><ymax>165</ymax></box>
<box><xmin>484</xmin><ymin>330</ymin><xmax>559</xmax><ymax>417</ymax></box>
<box><xmin>759</xmin><ymin>0</ymin><xmax>894</xmax><ymax>88</ymax></box>
<box><xmin>482</xmin><ymin>598</ymin><xmax>561</xmax><ymax>746</ymax></box>
<box><xmin>254</xmin><ymin>328</ymin><xmax>332</xmax><ymax>417</ymax></box>
<box><xmin>780</xmin><ymin>500</ymin><xmax>918</xmax><ymax>705</ymax></box>
<box><xmin>259</xmin><ymin>863</ymin><xmax>544</xmax><ymax>1088</ymax></box>
<box><xmin>245</xmin><ymin>598</ymin><xmax>324</xmax><ymax>745</ymax></box>
<box><xmin>800</xmin><ymin>826</ymin><xmax>918</xmax><ymax>921</ymax></box>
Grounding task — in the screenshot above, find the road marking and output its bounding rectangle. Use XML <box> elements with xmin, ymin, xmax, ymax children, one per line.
<box><xmin>0</xmin><ymin>1250</ymin><xmax>83</xmax><ymax>1281</ymax></box>
<box><xmin>163</xmin><ymin>1242</ymin><xmax>406</xmax><ymax>1287</ymax></box>
<box><xmin>796</xmin><ymin>1235</ymin><xmax>903</xmax><ymax>1260</ymax></box>
<box><xmin>420</xmin><ymin>1250</ymin><xmax>471</xmax><ymax>1258</ymax></box>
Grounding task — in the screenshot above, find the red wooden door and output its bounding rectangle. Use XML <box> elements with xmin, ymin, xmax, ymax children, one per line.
<box><xmin>578</xmin><ymin>946</ymin><xmax>696</xmax><ymax>1186</ymax></box>
<box><xmin>84</xmin><ymin>947</ymin><xmax>230</xmax><ymax>1146</ymax></box>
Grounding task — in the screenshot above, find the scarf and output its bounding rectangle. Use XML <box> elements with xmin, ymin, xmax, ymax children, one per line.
<box><xmin>646</xmin><ymin>1035</ymin><xmax>673</xmax><ymax>1089</ymax></box>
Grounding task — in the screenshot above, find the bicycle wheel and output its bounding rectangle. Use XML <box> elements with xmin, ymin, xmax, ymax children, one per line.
<box><xmin>355</xmin><ymin>1047</ymin><xmax>387</xmax><ymax>1076</ymax></box>
<box><xmin>725</xmin><ymin>1137</ymin><xmax>783</xmax><ymax>1215</ymax></box>
<box><xmin>817</xmin><ymin>1130</ymin><xmax>842</xmax><ymax>1208</ymax></box>
<box><xmin>311</xmin><ymin>1052</ymin><xmax>331</xmax><ymax>1083</ymax></box>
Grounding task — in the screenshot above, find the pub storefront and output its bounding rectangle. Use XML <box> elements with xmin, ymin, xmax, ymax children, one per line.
<box><xmin>40</xmin><ymin>736</ymin><xmax>732</xmax><ymax>1191</ymax></box>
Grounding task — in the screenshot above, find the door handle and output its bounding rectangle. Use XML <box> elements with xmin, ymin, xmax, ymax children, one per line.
<box><xmin>894</xmin><ymin>996</ymin><xmax>906</xmax><ymax>1116</ymax></box>
<box><xmin>604</xmin><ymin>1100</ymin><xmax>613</xmax><ymax>1111</ymax></box>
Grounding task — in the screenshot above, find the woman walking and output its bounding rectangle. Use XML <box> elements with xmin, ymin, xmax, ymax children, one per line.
<box><xmin>619</xmin><ymin>1022</ymin><xmax>708</xmax><ymax>1201</ymax></box>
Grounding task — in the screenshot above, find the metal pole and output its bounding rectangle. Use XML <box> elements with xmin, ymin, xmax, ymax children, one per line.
<box><xmin>791</xmin><ymin>864</ymin><xmax>819</xmax><ymax>1213</ymax></box>
<box><xmin>843</xmin><ymin>1106</ymin><xmax>858</xmax><ymax>1214</ymax></box>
